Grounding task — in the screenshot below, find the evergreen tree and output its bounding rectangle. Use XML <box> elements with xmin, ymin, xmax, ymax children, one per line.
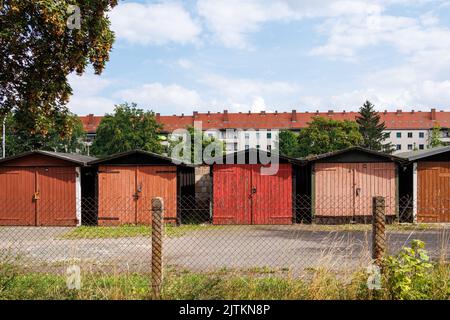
<box><xmin>356</xmin><ymin>101</ymin><xmax>393</xmax><ymax>152</ymax></box>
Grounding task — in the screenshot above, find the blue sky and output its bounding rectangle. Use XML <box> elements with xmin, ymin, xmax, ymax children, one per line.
<box><xmin>68</xmin><ymin>0</ymin><xmax>450</xmax><ymax>115</ymax></box>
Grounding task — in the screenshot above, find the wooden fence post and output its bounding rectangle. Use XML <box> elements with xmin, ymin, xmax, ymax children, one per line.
<box><xmin>151</xmin><ymin>197</ymin><xmax>163</xmax><ymax>299</ymax></box>
<box><xmin>372</xmin><ymin>196</ymin><xmax>386</xmax><ymax>266</ymax></box>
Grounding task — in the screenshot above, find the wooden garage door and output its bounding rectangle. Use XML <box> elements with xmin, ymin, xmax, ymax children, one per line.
<box><xmin>98</xmin><ymin>165</ymin><xmax>178</xmax><ymax>225</ymax></box>
<box><xmin>98</xmin><ymin>166</ymin><xmax>136</xmax><ymax>225</ymax></box>
<box><xmin>0</xmin><ymin>167</ymin><xmax>36</xmax><ymax>226</ymax></box>
<box><xmin>251</xmin><ymin>164</ymin><xmax>292</xmax><ymax>224</ymax></box>
<box><xmin>213</xmin><ymin>164</ymin><xmax>293</xmax><ymax>225</ymax></box>
<box><xmin>136</xmin><ymin>166</ymin><xmax>177</xmax><ymax>224</ymax></box>
<box><xmin>418</xmin><ymin>162</ymin><xmax>450</xmax><ymax>222</ymax></box>
<box><xmin>37</xmin><ymin>167</ymin><xmax>77</xmax><ymax>226</ymax></box>
<box><xmin>213</xmin><ymin>165</ymin><xmax>252</xmax><ymax>224</ymax></box>
<box><xmin>315</xmin><ymin>163</ymin><xmax>396</xmax><ymax>218</ymax></box>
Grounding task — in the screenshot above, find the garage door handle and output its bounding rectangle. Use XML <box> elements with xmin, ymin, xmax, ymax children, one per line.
<box><xmin>356</xmin><ymin>188</ymin><xmax>361</xmax><ymax>196</ymax></box>
<box><xmin>251</xmin><ymin>187</ymin><xmax>257</xmax><ymax>194</ymax></box>
<box><xmin>33</xmin><ymin>191</ymin><xmax>40</xmax><ymax>200</ymax></box>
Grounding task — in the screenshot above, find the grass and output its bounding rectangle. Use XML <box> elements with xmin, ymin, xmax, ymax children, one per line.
<box><xmin>1</xmin><ymin>263</ymin><xmax>448</xmax><ymax>300</ymax></box>
<box><xmin>59</xmin><ymin>222</ymin><xmax>447</xmax><ymax>240</ymax></box>
<box><xmin>295</xmin><ymin>223</ymin><xmax>448</xmax><ymax>232</ymax></box>
<box><xmin>59</xmin><ymin>224</ymin><xmax>227</xmax><ymax>239</ymax></box>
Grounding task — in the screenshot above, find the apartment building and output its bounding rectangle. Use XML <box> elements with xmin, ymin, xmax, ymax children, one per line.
<box><xmin>80</xmin><ymin>109</ymin><xmax>450</xmax><ymax>154</ymax></box>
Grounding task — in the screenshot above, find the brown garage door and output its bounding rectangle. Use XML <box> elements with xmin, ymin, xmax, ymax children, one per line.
<box><xmin>0</xmin><ymin>167</ymin><xmax>77</xmax><ymax>226</ymax></box>
<box><xmin>418</xmin><ymin>162</ymin><xmax>450</xmax><ymax>222</ymax></box>
<box><xmin>0</xmin><ymin>167</ymin><xmax>36</xmax><ymax>226</ymax></box>
<box><xmin>37</xmin><ymin>167</ymin><xmax>77</xmax><ymax>226</ymax></box>
<box><xmin>98</xmin><ymin>165</ymin><xmax>178</xmax><ymax>225</ymax></box>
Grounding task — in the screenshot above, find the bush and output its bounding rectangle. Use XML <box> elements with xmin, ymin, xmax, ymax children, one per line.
<box><xmin>383</xmin><ymin>240</ymin><xmax>435</xmax><ymax>299</ymax></box>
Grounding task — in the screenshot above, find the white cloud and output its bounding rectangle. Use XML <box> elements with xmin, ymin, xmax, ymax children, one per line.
<box><xmin>116</xmin><ymin>83</ymin><xmax>203</xmax><ymax>112</ymax></box>
<box><xmin>198</xmin><ymin>74</ymin><xmax>300</xmax><ymax>111</ymax></box>
<box><xmin>110</xmin><ymin>2</ymin><xmax>201</xmax><ymax>45</ymax></box>
<box><xmin>68</xmin><ymin>73</ymin><xmax>116</xmax><ymax>115</ymax></box>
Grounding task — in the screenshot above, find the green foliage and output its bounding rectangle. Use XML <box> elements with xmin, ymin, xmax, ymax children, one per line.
<box><xmin>3</xmin><ymin>110</ymin><xmax>86</xmax><ymax>156</ymax></box>
<box><xmin>296</xmin><ymin>117</ymin><xmax>363</xmax><ymax>157</ymax></box>
<box><xmin>0</xmin><ymin>0</ymin><xmax>117</xmax><ymax>145</ymax></box>
<box><xmin>91</xmin><ymin>103</ymin><xmax>165</xmax><ymax>157</ymax></box>
<box><xmin>356</xmin><ymin>101</ymin><xmax>393</xmax><ymax>152</ymax></box>
<box><xmin>429</xmin><ymin>124</ymin><xmax>443</xmax><ymax>148</ymax></box>
<box><xmin>168</xmin><ymin>126</ymin><xmax>224</xmax><ymax>164</ymax></box>
<box><xmin>383</xmin><ymin>240</ymin><xmax>435</xmax><ymax>300</ymax></box>
<box><xmin>278</xmin><ymin>130</ymin><xmax>300</xmax><ymax>157</ymax></box>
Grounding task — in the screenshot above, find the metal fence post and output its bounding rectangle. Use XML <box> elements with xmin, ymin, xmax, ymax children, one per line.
<box><xmin>372</xmin><ymin>196</ymin><xmax>386</xmax><ymax>266</ymax></box>
<box><xmin>151</xmin><ymin>197</ymin><xmax>163</xmax><ymax>299</ymax></box>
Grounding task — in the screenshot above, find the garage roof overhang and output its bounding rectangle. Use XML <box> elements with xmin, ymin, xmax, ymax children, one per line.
<box><xmin>396</xmin><ymin>146</ymin><xmax>450</xmax><ymax>162</ymax></box>
<box><xmin>206</xmin><ymin>148</ymin><xmax>304</xmax><ymax>166</ymax></box>
<box><xmin>302</xmin><ymin>146</ymin><xmax>407</xmax><ymax>164</ymax></box>
<box><xmin>88</xmin><ymin>149</ymin><xmax>195</xmax><ymax>167</ymax></box>
<box><xmin>0</xmin><ymin>150</ymin><xmax>97</xmax><ymax>166</ymax></box>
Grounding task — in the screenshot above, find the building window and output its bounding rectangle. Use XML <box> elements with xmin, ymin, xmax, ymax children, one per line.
<box><xmin>419</xmin><ymin>144</ymin><xmax>425</xmax><ymax>150</ymax></box>
<box><xmin>396</xmin><ymin>132</ymin><xmax>402</xmax><ymax>138</ymax></box>
<box><xmin>256</xmin><ymin>145</ymin><xmax>260</xmax><ymax>149</ymax></box>
<box><xmin>245</xmin><ymin>133</ymin><xmax>250</xmax><ymax>140</ymax></box>
<box><xmin>234</xmin><ymin>143</ymin><xmax>238</xmax><ymax>151</ymax></box>
<box><xmin>396</xmin><ymin>144</ymin><xmax>402</xmax><ymax>150</ymax></box>
<box><xmin>207</xmin><ymin>133</ymin><xmax>213</xmax><ymax>138</ymax></box>
<box><xmin>386</xmin><ymin>132</ymin><xmax>391</xmax><ymax>138</ymax></box>
<box><xmin>267</xmin><ymin>145</ymin><xmax>271</xmax><ymax>151</ymax></box>
<box><xmin>267</xmin><ymin>132</ymin><xmax>272</xmax><ymax>139</ymax></box>
<box><xmin>419</xmin><ymin>132</ymin><xmax>425</xmax><ymax>138</ymax></box>
<box><xmin>245</xmin><ymin>145</ymin><xmax>249</xmax><ymax>150</ymax></box>
<box><xmin>256</xmin><ymin>132</ymin><xmax>260</xmax><ymax>139</ymax></box>
<box><xmin>407</xmin><ymin>132</ymin><xmax>413</xmax><ymax>138</ymax></box>
<box><xmin>408</xmin><ymin>144</ymin><xmax>413</xmax><ymax>150</ymax></box>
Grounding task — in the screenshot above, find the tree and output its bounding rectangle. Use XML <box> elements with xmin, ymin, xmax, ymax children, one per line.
<box><xmin>91</xmin><ymin>103</ymin><xmax>165</xmax><ymax>157</ymax></box>
<box><xmin>356</xmin><ymin>101</ymin><xmax>393</xmax><ymax>152</ymax></box>
<box><xmin>168</xmin><ymin>127</ymin><xmax>224</xmax><ymax>164</ymax></box>
<box><xmin>297</xmin><ymin>117</ymin><xmax>363</xmax><ymax>157</ymax></box>
<box><xmin>278</xmin><ymin>130</ymin><xmax>300</xmax><ymax>157</ymax></box>
<box><xmin>429</xmin><ymin>124</ymin><xmax>443</xmax><ymax>148</ymax></box>
<box><xmin>3</xmin><ymin>111</ymin><xmax>86</xmax><ymax>156</ymax></box>
<box><xmin>0</xmin><ymin>0</ymin><xmax>117</xmax><ymax>149</ymax></box>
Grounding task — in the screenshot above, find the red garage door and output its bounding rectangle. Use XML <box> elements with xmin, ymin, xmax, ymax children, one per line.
<box><xmin>0</xmin><ymin>167</ymin><xmax>77</xmax><ymax>226</ymax></box>
<box><xmin>98</xmin><ymin>165</ymin><xmax>178</xmax><ymax>225</ymax></box>
<box><xmin>37</xmin><ymin>167</ymin><xmax>77</xmax><ymax>226</ymax></box>
<box><xmin>213</xmin><ymin>164</ymin><xmax>293</xmax><ymax>225</ymax></box>
<box><xmin>0</xmin><ymin>168</ymin><xmax>36</xmax><ymax>226</ymax></box>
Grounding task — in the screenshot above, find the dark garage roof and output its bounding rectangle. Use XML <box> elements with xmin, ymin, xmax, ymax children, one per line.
<box><xmin>0</xmin><ymin>150</ymin><xmax>97</xmax><ymax>166</ymax></box>
<box><xmin>302</xmin><ymin>146</ymin><xmax>405</xmax><ymax>163</ymax></box>
<box><xmin>89</xmin><ymin>149</ymin><xmax>195</xmax><ymax>167</ymax></box>
<box><xmin>396</xmin><ymin>146</ymin><xmax>450</xmax><ymax>161</ymax></box>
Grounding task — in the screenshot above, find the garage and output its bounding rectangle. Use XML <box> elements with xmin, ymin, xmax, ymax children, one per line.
<box><xmin>212</xmin><ymin>149</ymin><xmax>300</xmax><ymax>225</ymax></box>
<box><xmin>89</xmin><ymin>150</ymin><xmax>195</xmax><ymax>225</ymax></box>
<box><xmin>398</xmin><ymin>146</ymin><xmax>450</xmax><ymax>223</ymax></box>
<box><xmin>306</xmin><ymin>147</ymin><xmax>403</xmax><ymax>224</ymax></box>
<box><xmin>0</xmin><ymin>151</ymin><xmax>95</xmax><ymax>226</ymax></box>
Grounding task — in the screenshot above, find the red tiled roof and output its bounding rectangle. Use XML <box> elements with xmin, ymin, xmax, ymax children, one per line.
<box><xmin>79</xmin><ymin>109</ymin><xmax>450</xmax><ymax>134</ymax></box>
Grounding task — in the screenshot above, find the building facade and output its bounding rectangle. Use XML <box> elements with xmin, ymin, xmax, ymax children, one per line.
<box><xmin>80</xmin><ymin>109</ymin><xmax>450</xmax><ymax>154</ymax></box>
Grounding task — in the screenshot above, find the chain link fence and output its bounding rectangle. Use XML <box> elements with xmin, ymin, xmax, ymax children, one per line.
<box><xmin>0</xmin><ymin>195</ymin><xmax>448</xmax><ymax>278</ymax></box>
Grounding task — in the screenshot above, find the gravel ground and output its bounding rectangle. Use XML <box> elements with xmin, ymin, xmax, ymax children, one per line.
<box><xmin>0</xmin><ymin>225</ymin><xmax>448</xmax><ymax>274</ymax></box>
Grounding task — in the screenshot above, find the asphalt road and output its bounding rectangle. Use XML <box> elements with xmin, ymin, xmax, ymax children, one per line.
<box><xmin>0</xmin><ymin>225</ymin><xmax>448</xmax><ymax>274</ymax></box>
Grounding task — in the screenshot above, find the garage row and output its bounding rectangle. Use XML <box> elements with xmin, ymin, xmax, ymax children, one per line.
<box><xmin>0</xmin><ymin>147</ymin><xmax>449</xmax><ymax>226</ymax></box>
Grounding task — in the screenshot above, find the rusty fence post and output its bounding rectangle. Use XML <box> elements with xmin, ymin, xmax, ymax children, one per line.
<box><xmin>372</xmin><ymin>196</ymin><xmax>386</xmax><ymax>266</ymax></box>
<box><xmin>151</xmin><ymin>197</ymin><xmax>164</xmax><ymax>299</ymax></box>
